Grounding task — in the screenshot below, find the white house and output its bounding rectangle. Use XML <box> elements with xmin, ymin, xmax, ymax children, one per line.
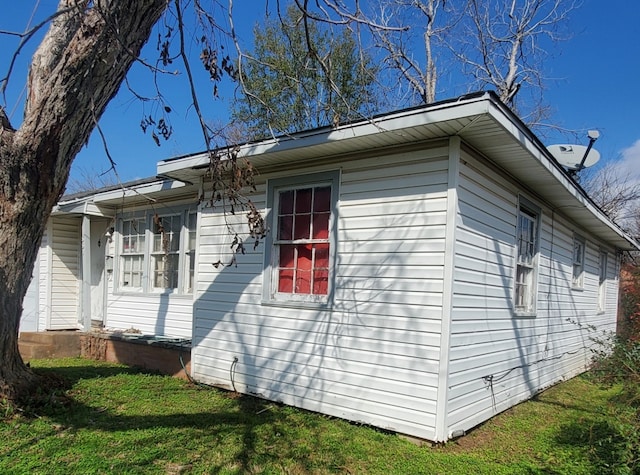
<box><xmin>20</xmin><ymin>177</ymin><xmax>199</xmax><ymax>339</ymax></box>
<box><xmin>22</xmin><ymin>91</ymin><xmax>639</xmax><ymax>442</ymax></box>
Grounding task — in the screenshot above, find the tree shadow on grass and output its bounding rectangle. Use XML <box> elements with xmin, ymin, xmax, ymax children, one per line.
<box><xmin>12</xmin><ymin>362</ymin><xmax>335</xmax><ymax>474</ymax></box>
<box><xmin>33</xmin><ymin>361</ymin><xmax>146</xmax><ymax>385</ymax></box>
<box><xmin>554</xmin><ymin>417</ymin><xmax>638</xmax><ymax>475</ymax></box>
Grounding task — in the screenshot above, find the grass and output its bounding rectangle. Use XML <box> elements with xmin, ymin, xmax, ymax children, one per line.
<box><xmin>0</xmin><ymin>358</ymin><xmax>636</xmax><ymax>474</ymax></box>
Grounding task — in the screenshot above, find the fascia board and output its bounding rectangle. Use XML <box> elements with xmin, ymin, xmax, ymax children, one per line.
<box><xmin>485</xmin><ymin>99</ymin><xmax>640</xmax><ymax>251</ymax></box>
<box><xmin>156</xmin><ymin>94</ymin><xmax>493</xmax><ymax>178</ymax></box>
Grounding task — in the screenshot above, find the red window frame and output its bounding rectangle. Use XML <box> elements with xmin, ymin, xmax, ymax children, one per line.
<box><xmin>275</xmin><ymin>185</ymin><xmax>331</xmax><ymax>296</ymax></box>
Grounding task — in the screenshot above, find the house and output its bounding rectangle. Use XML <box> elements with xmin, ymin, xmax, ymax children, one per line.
<box><xmin>20</xmin><ymin>177</ymin><xmax>199</xmax><ymax>338</ymax></box>
<box><xmin>22</xmin><ymin>91</ymin><xmax>639</xmax><ymax>442</ymax></box>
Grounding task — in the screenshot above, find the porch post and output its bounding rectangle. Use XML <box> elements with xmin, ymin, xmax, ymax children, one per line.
<box><xmin>81</xmin><ymin>214</ymin><xmax>92</xmax><ymax>331</ymax></box>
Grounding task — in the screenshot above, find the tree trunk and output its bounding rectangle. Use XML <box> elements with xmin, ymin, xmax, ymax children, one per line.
<box><xmin>0</xmin><ymin>0</ymin><xmax>167</xmax><ymax>402</ymax></box>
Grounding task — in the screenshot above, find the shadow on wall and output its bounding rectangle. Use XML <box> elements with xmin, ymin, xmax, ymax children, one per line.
<box><xmin>191</xmin><ymin>183</ymin><xmax>446</xmax><ymax>429</ymax></box>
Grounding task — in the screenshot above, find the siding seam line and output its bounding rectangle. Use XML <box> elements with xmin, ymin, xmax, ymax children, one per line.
<box><xmin>434</xmin><ymin>136</ymin><xmax>460</xmax><ymax>441</ymax></box>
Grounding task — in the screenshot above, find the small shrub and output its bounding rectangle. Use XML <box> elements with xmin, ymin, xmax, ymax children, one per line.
<box><xmin>590</xmin><ymin>334</ymin><xmax>640</xmax><ymax>406</ymax></box>
<box><xmin>587</xmin><ymin>333</ymin><xmax>640</xmax><ymax>474</ymax></box>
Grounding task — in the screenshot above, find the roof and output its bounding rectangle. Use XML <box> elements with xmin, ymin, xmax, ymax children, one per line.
<box><xmin>53</xmin><ymin>176</ymin><xmax>197</xmax><ymax>217</ymax></box>
<box><xmin>58</xmin><ymin>91</ymin><xmax>639</xmax><ymax>250</ymax></box>
<box><xmin>157</xmin><ymin>91</ymin><xmax>639</xmax><ymax>251</ymax></box>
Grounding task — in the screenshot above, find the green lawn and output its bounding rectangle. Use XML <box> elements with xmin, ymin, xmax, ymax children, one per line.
<box><xmin>0</xmin><ymin>358</ymin><xmax>636</xmax><ymax>474</ymax></box>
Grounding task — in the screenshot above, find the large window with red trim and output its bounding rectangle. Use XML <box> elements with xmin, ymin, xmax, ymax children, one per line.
<box><xmin>265</xmin><ymin>171</ymin><xmax>338</xmax><ymax>305</ymax></box>
<box><xmin>276</xmin><ymin>186</ymin><xmax>331</xmax><ymax>295</ymax></box>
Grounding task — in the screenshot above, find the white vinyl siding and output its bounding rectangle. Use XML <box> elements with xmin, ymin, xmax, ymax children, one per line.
<box><xmin>49</xmin><ymin>218</ymin><xmax>81</xmax><ymax>330</ymax></box>
<box><xmin>446</xmin><ymin>149</ymin><xmax>619</xmax><ymax>438</ymax></box>
<box><xmin>192</xmin><ymin>145</ymin><xmax>450</xmax><ymax>441</ymax></box>
<box><xmin>104</xmin><ymin>206</ymin><xmax>197</xmax><ymax>339</ymax></box>
<box><xmin>37</xmin><ymin>228</ymin><xmax>50</xmax><ymax>331</ymax></box>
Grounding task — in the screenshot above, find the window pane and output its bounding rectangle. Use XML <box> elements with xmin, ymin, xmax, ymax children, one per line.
<box><xmin>315</xmin><ymin>243</ymin><xmax>330</xmax><ymax>268</ymax></box>
<box><xmin>137</xmin><ymin>234</ymin><xmax>145</xmax><ymax>252</ymax></box>
<box><xmin>295</xmin><ymin>188</ymin><xmax>312</xmax><ymax>213</ymax></box>
<box><xmin>278</xmin><ymin>269</ymin><xmax>294</xmax><ymax>293</ymax></box>
<box><xmin>297</xmin><ymin>245</ymin><xmax>312</xmax><ymax>271</ymax></box>
<box><xmin>153</xmin><ymin>234</ymin><xmax>163</xmax><ymax>252</ymax></box>
<box><xmin>515</xmin><ymin>266</ymin><xmax>530</xmax><ymax>309</ymax></box>
<box><xmin>296</xmin><ymin>269</ymin><xmax>311</xmax><ymax>294</ymax></box>
<box><xmin>279</xmin><ymin>190</ymin><xmax>294</xmax><ymax>215</ymax></box>
<box><xmin>188</xmin><ymin>214</ymin><xmax>197</xmax><ymax>250</ymax></box>
<box><xmin>186</xmin><ymin>250</ymin><xmax>195</xmax><ymax>293</ymax></box>
<box><xmin>153</xmin><ymin>254</ymin><xmax>179</xmax><ymax>289</ymax></box>
<box><xmin>279</xmin><ymin>245</ymin><xmax>295</xmax><ymax>268</ymax></box>
<box><xmin>313</xmin><ymin>270</ymin><xmax>329</xmax><ymax>295</ymax></box>
<box><xmin>312</xmin><ymin>212</ymin><xmax>330</xmax><ymax>239</ymax></box>
<box><xmin>313</xmin><ymin>186</ymin><xmax>331</xmax><ymax>212</ymax></box>
<box><xmin>294</xmin><ymin>214</ymin><xmax>311</xmax><ymax>240</ymax></box>
<box><xmin>278</xmin><ymin>215</ymin><xmax>293</xmax><ymax>240</ymax></box>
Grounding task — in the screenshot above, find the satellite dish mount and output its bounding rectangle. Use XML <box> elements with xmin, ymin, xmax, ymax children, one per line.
<box><xmin>547</xmin><ymin>130</ymin><xmax>601</xmax><ymax>176</ymax></box>
<box><xmin>571</xmin><ymin>130</ymin><xmax>600</xmax><ymax>175</ymax></box>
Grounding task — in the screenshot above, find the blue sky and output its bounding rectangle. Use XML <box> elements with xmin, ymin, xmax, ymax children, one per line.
<box><xmin>1</xmin><ymin>1</ymin><xmax>639</xmax><ymax>187</ymax></box>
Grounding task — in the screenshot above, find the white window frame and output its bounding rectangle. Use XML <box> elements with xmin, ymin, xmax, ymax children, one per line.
<box><xmin>572</xmin><ymin>234</ymin><xmax>586</xmax><ymax>290</ymax></box>
<box><xmin>514</xmin><ymin>197</ymin><xmax>541</xmax><ymax>316</ymax></box>
<box><xmin>119</xmin><ymin>216</ymin><xmax>147</xmax><ymax>292</ymax></box>
<box><xmin>116</xmin><ymin>208</ymin><xmax>197</xmax><ymax>295</ymax></box>
<box><xmin>263</xmin><ymin>171</ymin><xmax>339</xmax><ymax>307</ymax></box>
<box><xmin>597</xmin><ymin>250</ymin><xmax>608</xmax><ymax>313</ymax></box>
<box><xmin>150</xmin><ymin>213</ymin><xmax>183</xmax><ymax>292</ymax></box>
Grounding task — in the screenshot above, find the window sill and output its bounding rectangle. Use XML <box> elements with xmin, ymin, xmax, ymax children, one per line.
<box><xmin>513</xmin><ymin>311</ymin><xmax>537</xmax><ymax>318</ymax></box>
<box><xmin>114</xmin><ymin>290</ymin><xmax>193</xmax><ymax>299</ymax></box>
<box><xmin>261</xmin><ymin>298</ymin><xmax>332</xmax><ymax>311</ymax></box>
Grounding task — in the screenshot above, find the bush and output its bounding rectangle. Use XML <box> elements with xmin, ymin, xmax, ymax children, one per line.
<box><xmin>590</xmin><ymin>335</ymin><xmax>640</xmax><ymax>406</ymax></box>
<box><xmin>588</xmin><ymin>334</ymin><xmax>640</xmax><ymax>474</ymax></box>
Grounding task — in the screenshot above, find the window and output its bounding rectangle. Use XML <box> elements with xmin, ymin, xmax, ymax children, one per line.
<box><xmin>514</xmin><ymin>198</ymin><xmax>540</xmax><ymax>315</ymax></box>
<box><xmin>117</xmin><ymin>209</ymin><xmax>196</xmax><ymax>294</ymax></box>
<box><xmin>185</xmin><ymin>213</ymin><xmax>197</xmax><ymax>294</ymax></box>
<box><xmin>572</xmin><ymin>235</ymin><xmax>585</xmax><ymax>289</ymax></box>
<box><xmin>120</xmin><ymin>217</ymin><xmax>146</xmax><ymax>290</ymax></box>
<box><xmin>598</xmin><ymin>251</ymin><xmax>608</xmax><ymax>312</ymax></box>
<box><xmin>264</xmin><ymin>171</ymin><xmax>339</xmax><ymax>305</ymax></box>
<box><xmin>151</xmin><ymin>214</ymin><xmax>182</xmax><ymax>290</ymax></box>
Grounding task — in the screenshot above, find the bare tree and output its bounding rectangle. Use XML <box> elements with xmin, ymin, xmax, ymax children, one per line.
<box><xmin>365</xmin><ymin>0</ymin><xmax>579</xmax><ymax>119</ymax></box>
<box><xmin>455</xmin><ymin>0</ymin><xmax>579</xmax><ymax>119</ymax></box>
<box><xmin>580</xmin><ymin>163</ymin><xmax>640</xmax><ymax>227</ymax></box>
<box><xmin>0</xmin><ymin>0</ymin><xmax>170</xmax><ymax>402</ymax></box>
<box><xmin>370</xmin><ymin>0</ymin><xmax>453</xmax><ymax>104</ymax></box>
<box><xmin>65</xmin><ymin>167</ymin><xmax>119</xmax><ymax>194</ymax></box>
<box><xmin>0</xmin><ymin>0</ymin><xmax>386</xmax><ymax>403</ymax></box>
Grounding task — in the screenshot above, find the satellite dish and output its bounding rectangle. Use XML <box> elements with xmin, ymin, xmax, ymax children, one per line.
<box><xmin>547</xmin><ymin>144</ymin><xmax>601</xmax><ymax>170</ymax></box>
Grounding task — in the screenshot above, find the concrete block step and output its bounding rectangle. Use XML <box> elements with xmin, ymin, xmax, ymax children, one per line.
<box><xmin>18</xmin><ymin>331</ymin><xmax>82</xmax><ymax>360</ymax></box>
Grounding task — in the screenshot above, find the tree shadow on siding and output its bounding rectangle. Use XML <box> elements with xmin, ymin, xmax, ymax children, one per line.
<box><xmin>193</xmin><ymin>185</ymin><xmax>444</xmax><ymax>435</ymax></box>
<box><xmin>455</xmin><ymin>156</ymin><xmax>590</xmax><ymax>428</ymax></box>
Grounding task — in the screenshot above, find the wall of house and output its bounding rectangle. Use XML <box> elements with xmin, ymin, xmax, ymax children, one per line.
<box><xmin>37</xmin><ymin>227</ymin><xmax>50</xmax><ymax>331</ymax></box>
<box><xmin>48</xmin><ymin>217</ymin><xmax>81</xmax><ymax>330</ymax></box>
<box><xmin>103</xmin><ymin>204</ymin><xmax>195</xmax><ymax>339</ymax></box>
<box><xmin>105</xmin><ymin>290</ymin><xmax>193</xmax><ymax>338</ymax></box>
<box><xmin>192</xmin><ymin>143</ymin><xmax>451</xmax><ymax>441</ymax></box>
<box><xmin>445</xmin><ymin>147</ymin><xmax>619</xmax><ymax>439</ymax></box>
<box><xmin>19</xmin><ymin>228</ymin><xmax>49</xmax><ymax>333</ymax></box>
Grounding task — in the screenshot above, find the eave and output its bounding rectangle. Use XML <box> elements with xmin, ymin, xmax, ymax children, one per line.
<box><xmin>157</xmin><ymin>92</ymin><xmax>638</xmax><ymax>251</ymax></box>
